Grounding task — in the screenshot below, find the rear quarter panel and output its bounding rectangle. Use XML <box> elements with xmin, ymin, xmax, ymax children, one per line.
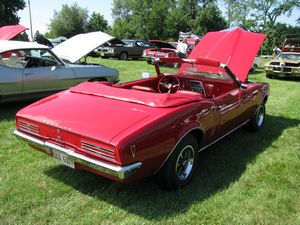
<box><xmin>112</xmin><ymin>101</ymin><xmax>217</xmax><ymax>180</ymax></box>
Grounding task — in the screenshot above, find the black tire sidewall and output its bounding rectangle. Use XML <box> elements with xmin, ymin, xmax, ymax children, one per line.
<box><xmin>159</xmin><ymin>135</ymin><xmax>198</xmax><ymax>190</ymax></box>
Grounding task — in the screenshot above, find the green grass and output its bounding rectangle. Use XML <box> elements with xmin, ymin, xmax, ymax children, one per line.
<box><xmin>1</xmin><ymin>58</ymin><xmax>299</xmax><ymax>225</ymax></box>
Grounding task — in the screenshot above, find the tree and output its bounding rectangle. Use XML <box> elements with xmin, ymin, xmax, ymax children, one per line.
<box><xmin>193</xmin><ymin>2</ymin><xmax>227</xmax><ymax>35</ymax></box>
<box><xmin>48</xmin><ymin>3</ymin><xmax>88</xmax><ymax>38</ymax></box>
<box><xmin>250</xmin><ymin>0</ymin><xmax>300</xmax><ymax>31</ymax></box>
<box><xmin>0</xmin><ymin>0</ymin><xmax>25</xmax><ymax>26</ymax></box>
<box><xmin>87</xmin><ymin>12</ymin><xmax>109</xmax><ymax>32</ymax></box>
<box><xmin>112</xmin><ymin>0</ymin><xmax>176</xmax><ymax>39</ymax></box>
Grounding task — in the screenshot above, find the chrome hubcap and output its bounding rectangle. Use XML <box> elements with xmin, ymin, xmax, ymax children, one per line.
<box><xmin>256</xmin><ymin>105</ymin><xmax>265</xmax><ymax>127</ymax></box>
<box><xmin>175</xmin><ymin>145</ymin><xmax>195</xmax><ymax>181</ymax></box>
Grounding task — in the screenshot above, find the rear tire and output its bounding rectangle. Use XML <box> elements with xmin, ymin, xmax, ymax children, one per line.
<box><xmin>119</xmin><ymin>52</ymin><xmax>128</xmax><ymax>60</ymax></box>
<box><xmin>245</xmin><ymin>103</ymin><xmax>265</xmax><ymax>131</ymax></box>
<box><xmin>266</xmin><ymin>74</ymin><xmax>273</xmax><ymax>79</ymax></box>
<box><xmin>157</xmin><ymin>135</ymin><xmax>198</xmax><ymax>190</ymax></box>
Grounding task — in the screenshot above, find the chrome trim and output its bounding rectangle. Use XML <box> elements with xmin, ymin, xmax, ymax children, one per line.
<box><xmin>18</xmin><ymin>120</ymin><xmax>39</xmax><ymax>134</ymax></box>
<box><xmin>14</xmin><ymin>130</ymin><xmax>141</xmax><ymax>179</ymax></box>
<box><xmin>81</xmin><ymin>141</ymin><xmax>115</xmax><ymax>160</ymax></box>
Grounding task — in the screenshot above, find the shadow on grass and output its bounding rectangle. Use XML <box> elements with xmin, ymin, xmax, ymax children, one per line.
<box><xmin>44</xmin><ymin>114</ymin><xmax>300</xmax><ymax>221</ymax></box>
<box><xmin>267</xmin><ymin>77</ymin><xmax>300</xmax><ymax>82</ymax></box>
<box><xmin>0</xmin><ymin>101</ymin><xmax>34</xmax><ymax>121</ymax></box>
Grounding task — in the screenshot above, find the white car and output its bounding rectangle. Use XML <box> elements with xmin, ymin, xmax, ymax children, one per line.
<box><xmin>0</xmin><ymin>32</ymin><xmax>119</xmax><ymax>103</ymax></box>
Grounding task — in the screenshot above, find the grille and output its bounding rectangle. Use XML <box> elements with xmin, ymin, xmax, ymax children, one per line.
<box><xmin>81</xmin><ymin>141</ymin><xmax>115</xmax><ymax>160</ymax></box>
<box><xmin>283</xmin><ymin>67</ymin><xmax>292</xmax><ymax>72</ymax></box>
<box><xmin>270</xmin><ymin>62</ymin><xmax>280</xmax><ymax>65</ymax></box>
<box><xmin>273</xmin><ymin>67</ymin><xmax>281</xmax><ymax>71</ymax></box>
<box><xmin>18</xmin><ymin>120</ymin><xmax>39</xmax><ymax>135</ymax></box>
<box><xmin>285</xmin><ymin>63</ymin><xmax>299</xmax><ymax>67</ymax></box>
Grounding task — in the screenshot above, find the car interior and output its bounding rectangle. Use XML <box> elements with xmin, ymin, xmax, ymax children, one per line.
<box><xmin>114</xmin><ymin>73</ymin><xmax>238</xmax><ymax>99</ymax></box>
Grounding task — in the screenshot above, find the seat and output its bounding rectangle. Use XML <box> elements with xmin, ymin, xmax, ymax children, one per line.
<box><xmin>204</xmin><ymin>84</ymin><xmax>214</xmax><ymax>98</ymax></box>
<box><xmin>132</xmin><ymin>85</ymin><xmax>155</xmax><ymax>92</ymax></box>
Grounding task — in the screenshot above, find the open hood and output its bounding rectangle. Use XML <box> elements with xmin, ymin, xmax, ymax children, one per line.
<box><xmin>52</xmin><ymin>31</ymin><xmax>114</xmax><ymax>63</ymax></box>
<box><xmin>0</xmin><ymin>25</ymin><xmax>28</xmax><ymax>40</ymax></box>
<box><xmin>179</xmin><ymin>28</ymin><xmax>266</xmax><ymax>82</ymax></box>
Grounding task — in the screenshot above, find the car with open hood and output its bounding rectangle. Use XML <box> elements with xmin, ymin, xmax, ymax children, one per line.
<box><xmin>142</xmin><ymin>40</ymin><xmax>178</xmax><ymax>64</ymax></box>
<box><xmin>0</xmin><ymin>25</ymin><xmax>29</xmax><ymax>41</ymax></box>
<box><xmin>264</xmin><ymin>52</ymin><xmax>300</xmax><ymax>79</ymax></box>
<box><xmin>0</xmin><ymin>32</ymin><xmax>119</xmax><ymax>103</ymax></box>
<box><xmin>14</xmin><ymin>28</ymin><xmax>269</xmax><ymax>190</ymax></box>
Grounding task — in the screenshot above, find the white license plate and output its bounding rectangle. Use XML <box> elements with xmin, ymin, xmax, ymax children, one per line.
<box><xmin>101</xmin><ymin>53</ymin><xmax>105</xmax><ymax>56</ymax></box>
<box><xmin>52</xmin><ymin>150</ymin><xmax>75</xmax><ymax>169</ymax></box>
<box><xmin>278</xmin><ymin>74</ymin><xmax>286</xmax><ymax>77</ymax></box>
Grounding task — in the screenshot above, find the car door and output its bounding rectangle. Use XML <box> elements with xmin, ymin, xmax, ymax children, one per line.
<box><xmin>0</xmin><ymin>51</ymin><xmax>23</xmax><ymax>96</ymax></box>
<box><xmin>213</xmin><ymin>87</ymin><xmax>249</xmax><ymax>137</ymax></box>
<box><xmin>22</xmin><ymin>49</ymin><xmax>76</xmax><ymax>93</ymax></box>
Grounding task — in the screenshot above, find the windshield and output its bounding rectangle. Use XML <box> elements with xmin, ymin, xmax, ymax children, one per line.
<box><xmin>277</xmin><ymin>53</ymin><xmax>300</xmax><ymax>61</ymax></box>
<box><xmin>180</xmin><ymin>64</ymin><xmax>231</xmax><ymax>80</ymax></box>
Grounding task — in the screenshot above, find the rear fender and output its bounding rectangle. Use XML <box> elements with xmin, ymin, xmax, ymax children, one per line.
<box><xmin>154</xmin><ymin>126</ymin><xmax>204</xmax><ymax>175</ymax></box>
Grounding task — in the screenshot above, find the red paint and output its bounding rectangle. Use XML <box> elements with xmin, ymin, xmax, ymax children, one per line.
<box><xmin>15</xmin><ymin>29</ymin><xmax>269</xmax><ymax>182</ymax></box>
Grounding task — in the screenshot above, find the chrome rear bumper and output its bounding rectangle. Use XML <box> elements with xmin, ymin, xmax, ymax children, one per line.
<box><xmin>14</xmin><ymin>130</ymin><xmax>141</xmax><ymax>179</ymax></box>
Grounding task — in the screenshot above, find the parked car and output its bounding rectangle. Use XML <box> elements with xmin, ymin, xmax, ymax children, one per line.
<box><xmin>143</xmin><ymin>40</ymin><xmax>177</xmax><ymax>64</ymax></box>
<box><xmin>250</xmin><ymin>57</ymin><xmax>260</xmax><ymax>72</ymax></box>
<box><xmin>0</xmin><ymin>25</ymin><xmax>28</xmax><ymax>41</ymax></box>
<box><xmin>264</xmin><ymin>52</ymin><xmax>300</xmax><ymax>78</ymax></box>
<box><xmin>14</xmin><ymin>28</ymin><xmax>268</xmax><ymax>190</ymax></box>
<box><xmin>0</xmin><ymin>32</ymin><xmax>119</xmax><ymax>103</ymax></box>
<box><xmin>282</xmin><ymin>34</ymin><xmax>300</xmax><ymax>53</ymax></box>
<box><xmin>97</xmin><ymin>38</ymin><xmax>153</xmax><ymax>60</ymax></box>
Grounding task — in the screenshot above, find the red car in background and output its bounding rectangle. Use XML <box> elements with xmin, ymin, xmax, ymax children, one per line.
<box><xmin>143</xmin><ymin>40</ymin><xmax>177</xmax><ymax>64</ymax></box>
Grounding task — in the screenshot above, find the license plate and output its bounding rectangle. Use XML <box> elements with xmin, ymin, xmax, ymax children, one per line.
<box><xmin>101</xmin><ymin>53</ymin><xmax>105</xmax><ymax>56</ymax></box>
<box><xmin>52</xmin><ymin>150</ymin><xmax>75</xmax><ymax>169</ymax></box>
<box><xmin>278</xmin><ymin>74</ymin><xmax>286</xmax><ymax>77</ymax></box>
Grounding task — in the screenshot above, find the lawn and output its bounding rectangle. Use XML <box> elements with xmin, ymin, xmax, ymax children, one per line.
<box><xmin>0</xmin><ymin>58</ymin><xmax>299</xmax><ymax>225</ymax></box>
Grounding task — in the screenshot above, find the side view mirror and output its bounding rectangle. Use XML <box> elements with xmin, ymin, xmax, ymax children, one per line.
<box><xmin>51</xmin><ymin>64</ymin><xmax>61</xmax><ymax>71</ymax></box>
<box><xmin>141</xmin><ymin>72</ymin><xmax>150</xmax><ymax>79</ymax></box>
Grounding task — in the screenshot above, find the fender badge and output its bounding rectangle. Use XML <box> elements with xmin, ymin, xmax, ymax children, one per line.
<box><xmin>56</xmin><ymin>128</ymin><xmax>61</xmax><ymax>141</ymax></box>
<box><xmin>130</xmin><ymin>145</ymin><xmax>136</xmax><ymax>158</ymax></box>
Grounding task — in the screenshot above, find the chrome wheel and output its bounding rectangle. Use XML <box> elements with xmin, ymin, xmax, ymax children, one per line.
<box><xmin>245</xmin><ymin>103</ymin><xmax>266</xmax><ymax>132</ymax></box>
<box><xmin>175</xmin><ymin>145</ymin><xmax>195</xmax><ymax>181</ymax></box>
<box><xmin>256</xmin><ymin>105</ymin><xmax>265</xmax><ymax>127</ymax></box>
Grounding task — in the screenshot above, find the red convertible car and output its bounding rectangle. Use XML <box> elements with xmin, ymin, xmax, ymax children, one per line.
<box><xmin>14</xmin><ymin>29</ymin><xmax>269</xmax><ymax>190</ymax></box>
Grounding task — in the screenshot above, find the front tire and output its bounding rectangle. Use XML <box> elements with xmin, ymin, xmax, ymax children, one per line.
<box><xmin>245</xmin><ymin>103</ymin><xmax>265</xmax><ymax>131</ymax></box>
<box><xmin>157</xmin><ymin>135</ymin><xmax>198</xmax><ymax>190</ymax></box>
<box><xmin>119</xmin><ymin>52</ymin><xmax>128</xmax><ymax>60</ymax></box>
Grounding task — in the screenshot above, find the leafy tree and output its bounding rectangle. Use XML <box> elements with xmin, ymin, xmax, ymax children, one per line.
<box><xmin>193</xmin><ymin>2</ymin><xmax>227</xmax><ymax>35</ymax></box>
<box><xmin>112</xmin><ymin>0</ymin><xmax>176</xmax><ymax>39</ymax></box>
<box><xmin>87</xmin><ymin>12</ymin><xmax>109</xmax><ymax>32</ymax></box>
<box><xmin>250</xmin><ymin>0</ymin><xmax>300</xmax><ymax>31</ymax></box>
<box><xmin>0</xmin><ymin>0</ymin><xmax>25</xmax><ymax>26</ymax></box>
<box><xmin>48</xmin><ymin>3</ymin><xmax>88</xmax><ymax>38</ymax></box>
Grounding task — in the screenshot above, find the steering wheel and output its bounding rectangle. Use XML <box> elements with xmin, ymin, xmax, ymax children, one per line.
<box><xmin>158</xmin><ymin>75</ymin><xmax>180</xmax><ymax>93</ymax></box>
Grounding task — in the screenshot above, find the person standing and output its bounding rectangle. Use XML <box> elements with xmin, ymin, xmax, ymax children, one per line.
<box><xmin>273</xmin><ymin>45</ymin><xmax>282</xmax><ymax>56</ymax></box>
<box><xmin>176</xmin><ymin>38</ymin><xmax>188</xmax><ymax>59</ymax></box>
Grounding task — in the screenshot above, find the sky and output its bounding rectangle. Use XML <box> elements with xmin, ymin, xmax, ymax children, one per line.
<box><xmin>18</xmin><ymin>0</ymin><xmax>299</xmax><ymax>38</ymax></box>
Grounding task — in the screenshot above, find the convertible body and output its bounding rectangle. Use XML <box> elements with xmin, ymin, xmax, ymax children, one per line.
<box><xmin>14</xmin><ymin>29</ymin><xmax>269</xmax><ymax>190</ymax></box>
